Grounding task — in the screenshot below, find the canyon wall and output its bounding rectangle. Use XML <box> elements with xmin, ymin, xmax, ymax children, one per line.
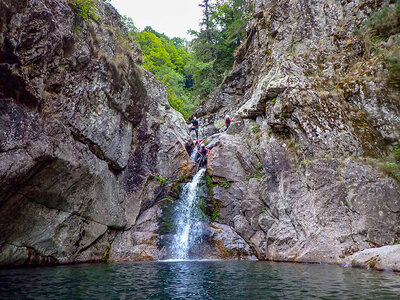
<box><xmin>197</xmin><ymin>0</ymin><xmax>400</xmax><ymax>266</ymax></box>
<box><xmin>0</xmin><ymin>0</ymin><xmax>192</xmax><ymax>265</ymax></box>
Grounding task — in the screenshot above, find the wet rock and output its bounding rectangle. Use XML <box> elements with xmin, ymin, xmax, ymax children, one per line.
<box><xmin>195</xmin><ymin>223</ymin><xmax>256</xmax><ymax>260</ymax></box>
<box><xmin>346</xmin><ymin>245</ymin><xmax>400</xmax><ymax>272</ymax></box>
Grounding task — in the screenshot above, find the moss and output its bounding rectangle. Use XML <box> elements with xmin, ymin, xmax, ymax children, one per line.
<box><xmin>169</xmin><ymin>173</ymin><xmax>190</xmax><ymax>197</ymax></box>
<box><xmin>219</xmin><ymin>180</ymin><xmax>231</xmax><ymax>189</ymax></box>
<box><xmin>199</xmin><ymin>197</ymin><xmax>207</xmax><ymax>217</ymax></box>
<box><xmin>258</xmin><ymin>208</ymin><xmax>267</xmax><ymax>214</ymax></box>
<box><xmin>205</xmin><ymin>174</ymin><xmax>213</xmax><ymax>188</ymax></box>
<box><xmin>211</xmin><ymin>201</ymin><xmax>220</xmax><ymax>222</ymax></box>
<box><xmin>251</xmin><ymin>124</ymin><xmax>261</xmax><ymax>133</ymax></box>
<box><xmin>366</xmin><ymin>256</ymin><xmax>381</xmax><ymax>269</ymax></box>
<box><xmin>155</xmin><ymin>175</ymin><xmax>168</xmax><ymax>186</ymax></box>
<box><xmin>102</xmin><ymin>244</ymin><xmax>111</xmax><ymax>262</ymax></box>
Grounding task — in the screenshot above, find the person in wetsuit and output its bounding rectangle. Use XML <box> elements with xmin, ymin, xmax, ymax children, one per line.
<box><xmin>193</xmin><ymin>137</ymin><xmax>206</xmax><ymax>161</ymax></box>
<box><xmin>187</xmin><ymin>117</ymin><xmax>199</xmax><ymax>139</ymax></box>
<box><xmin>197</xmin><ymin>144</ymin><xmax>209</xmax><ymax>168</ymax></box>
<box><xmin>223</xmin><ymin>115</ymin><xmax>232</xmax><ymax>132</ymax></box>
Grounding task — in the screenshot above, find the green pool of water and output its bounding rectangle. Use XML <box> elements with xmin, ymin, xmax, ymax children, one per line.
<box><xmin>1</xmin><ymin>260</ymin><xmax>399</xmax><ymax>299</ymax></box>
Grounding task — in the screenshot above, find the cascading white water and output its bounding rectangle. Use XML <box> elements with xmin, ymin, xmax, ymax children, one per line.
<box><xmin>190</xmin><ymin>146</ymin><xmax>198</xmax><ymax>160</ymax></box>
<box><xmin>170</xmin><ymin>168</ymin><xmax>206</xmax><ymax>260</ymax></box>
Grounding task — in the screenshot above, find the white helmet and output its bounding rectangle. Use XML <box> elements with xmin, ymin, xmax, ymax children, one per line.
<box><xmin>193</xmin><ymin>116</ymin><xmax>197</xmax><ymax>120</ymax></box>
<box><xmin>225</xmin><ymin>115</ymin><xmax>230</xmax><ymax>119</ymax></box>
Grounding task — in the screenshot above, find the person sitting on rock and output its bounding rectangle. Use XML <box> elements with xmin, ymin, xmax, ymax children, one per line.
<box><xmin>223</xmin><ymin>115</ymin><xmax>232</xmax><ymax>132</ymax></box>
<box><xmin>197</xmin><ymin>144</ymin><xmax>209</xmax><ymax>168</ymax></box>
<box><xmin>187</xmin><ymin>117</ymin><xmax>199</xmax><ymax>139</ymax></box>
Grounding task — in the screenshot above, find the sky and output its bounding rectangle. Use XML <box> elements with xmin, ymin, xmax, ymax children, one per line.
<box><xmin>109</xmin><ymin>0</ymin><xmax>204</xmax><ymax>40</ymax></box>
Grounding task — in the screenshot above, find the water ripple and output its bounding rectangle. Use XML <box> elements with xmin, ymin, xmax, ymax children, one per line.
<box><xmin>1</xmin><ymin>261</ymin><xmax>400</xmax><ymax>299</ymax></box>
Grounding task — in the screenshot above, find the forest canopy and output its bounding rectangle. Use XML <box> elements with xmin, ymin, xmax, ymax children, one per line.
<box><xmin>121</xmin><ymin>0</ymin><xmax>252</xmax><ymax>119</ymax></box>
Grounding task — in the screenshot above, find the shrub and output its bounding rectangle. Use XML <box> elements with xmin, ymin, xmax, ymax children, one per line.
<box><xmin>387</xmin><ymin>46</ymin><xmax>400</xmax><ymax>85</ymax></box>
<box><xmin>366</xmin><ymin>0</ymin><xmax>400</xmax><ymax>38</ymax></box>
<box><xmin>68</xmin><ymin>0</ymin><xmax>108</xmax><ymax>21</ymax></box>
<box><xmin>365</xmin><ymin>146</ymin><xmax>400</xmax><ymax>182</ymax></box>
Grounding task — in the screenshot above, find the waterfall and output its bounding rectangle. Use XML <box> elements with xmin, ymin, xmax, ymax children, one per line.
<box><xmin>170</xmin><ymin>168</ymin><xmax>206</xmax><ymax>260</ymax></box>
<box><xmin>190</xmin><ymin>147</ymin><xmax>198</xmax><ymax>160</ymax></box>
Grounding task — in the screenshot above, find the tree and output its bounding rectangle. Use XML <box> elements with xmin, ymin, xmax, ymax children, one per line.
<box><xmin>188</xmin><ymin>0</ymin><xmax>252</xmax><ymax>99</ymax></box>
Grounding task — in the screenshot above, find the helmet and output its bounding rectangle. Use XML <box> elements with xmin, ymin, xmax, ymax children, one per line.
<box><xmin>225</xmin><ymin>115</ymin><xmax>230</xmax><ymax>119</ymax></box>
<box><xmin>193</xmin><ymin>116</ymin><xmax>197</xmax><ymax>120</ymax></box>
<box><xmin>201</xmin><ymin>144</ymin><xmax>205</xmax><ymax>149</ymax></box>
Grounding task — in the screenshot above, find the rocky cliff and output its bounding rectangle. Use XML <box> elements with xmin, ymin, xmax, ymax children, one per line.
<box><xmin>196</xmin><ymin>0</ymin><xmax>400</xmax><ymax>269</ymax></box>
<box><xmin>0</xmin><ymin>0</ymin><xmax>193</xmax><ymax>266</ymax></box>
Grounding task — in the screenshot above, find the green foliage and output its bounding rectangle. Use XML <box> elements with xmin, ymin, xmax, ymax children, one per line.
<box><xmin>365</xmin><ymin>0</ymin><xmax>400</xmax><ymax>38</ymax></box>
<box><xmin>219</xmin><ymin>180</ymin><xmax>231</xmax><ymax>189</ymax></box>
<box><xmin>69</xmin><ymin>0</ymin><xmax>108</xmax><ymax>21</ymax></box>
<box><xmin>258</xmin><ymin>208</ymin><xmax>267</xmax><ymax>214</ymax></box>
<box><xmin>271</xmin><ymin>98</ymin><xmax>277</xmax><ymax>104</ymax></box>
<box><xmin>387</xmin><ymin>40</ymin><xmax>400</xmax><ymax>85</ymax></box>
<box><xmin>361</xmin><ymin>1</ymin><xmax>400</xmax><ymax>86</ymax></box>
<box><xmin>247</xmin><ymin>170</ymin><xmax>263</xmax><ymax>181</ymax></box>
<box><xmin>198</xmin><ymin>198</ymin><xmax>207</xmax><ymax>217</ymax></box>
<box><xmin>120</xmin><ymin>1</ymin><xmax>253</xmax><ymax>117</ymax></box>
<box><xmin>251</xmin><ymin>124</ymin><xmax>261</xmax><ymax>133</ymax></box>
<box><xmin>211</xmin><ymin>201</ymin><xmax>220</xmax><ymax>221</ymax></box>
<box><xmin>155</xmin><ymin>175</ymin><xmax>168</xmax><ymax>185</ymax></box>
<box><xmin>165</xmin><ymin>195</ymin><xmax>175</xmax><ymax>202</ymax></box>
<box><xmin>188</xmin><ymin>0</ymin><xmax>253</xmax><ymax>99</ymax></box>
<box><xmin>365</xmin><ymin>146</ymin><xmax>400</xmax><ymax>182</ymax></box>
<box><xmin>257</xmin><ymin>161</ymin><xmax>263</xmax><ymax>170</ymax></box>
<box><xmin>123</xmin><ymin>25</ymin><xmax>199</xmax><ymax>119</ymax></box>
<box><xmin>205</xmin><ymin>174</ymin><xmax>213</xmax><ymax>187</ymax></box>
<box><xmin>102</xmin><ymin>244</ymin><xmax>111</xmax><ymax>262</ymax></box>
<box><xmin>121</xmin><ymin>16</ymin><xmax>138</xmax><ymax>40</ymax></box>
<box><xmin>178</xmin><ymin>174</ymin><xmax>188</xmax><ymax>183</ymax></box>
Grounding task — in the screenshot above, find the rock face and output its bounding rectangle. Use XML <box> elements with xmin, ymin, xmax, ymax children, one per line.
<box><xmin>0</xmin><ymin>0</ymin><xmax>193</xmax><ymax>266</ymax></box>
<box><xmin>196</xmin><ymin>0</ymin><xmax>400</xmax><ymax>269</ymax></box>
<box><xmin>346</xmin><ymin>245</ymin><xmax>400</xmax><ymax>272</ymax></box>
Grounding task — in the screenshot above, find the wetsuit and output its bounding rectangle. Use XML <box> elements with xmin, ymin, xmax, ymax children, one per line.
<box><xmin>187</xmin><ymin>120</ymin><xmax>199</xmax><ymax>139</ymax></box>
<box><xmin>224</xmin><ymin>118</ymin><xmax>232</xmax><ymax>131</ymax></box>
<box><xmin>194</xmin><ymin>138</ymin><xmax>204</xmax><ymax>149</ymax></box>
<box><xmin>197</xmin><ymin>147</ymin><xmax>209</xmax><ymax>167</ymax></box>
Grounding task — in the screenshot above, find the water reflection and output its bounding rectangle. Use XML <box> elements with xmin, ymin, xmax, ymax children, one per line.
<box><xmin>1</xmin><ymin>261</ymin><xmax>400</xmax><ymax>299</ymax></box>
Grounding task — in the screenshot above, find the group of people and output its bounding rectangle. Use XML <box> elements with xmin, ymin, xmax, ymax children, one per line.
<box><xmin>186</xmin><ymin>114</ymin><xmax>232</xmax><ymax>168</ymax></box>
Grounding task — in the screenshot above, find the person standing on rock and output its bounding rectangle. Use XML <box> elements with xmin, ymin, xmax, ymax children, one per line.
<box><xmin>223</xmin><ymin>115</ymin><xmax>232</xmax><ymax>132</ymax></box>
<box><xmin>197</xmin><ymin>144</ymin><xmax>209</xmax><ymax>168</ymax></box>
<box><xmin>187</xmin><ymin>117</ymin><xmax>199</xmax><ymax>139</ymax></box>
